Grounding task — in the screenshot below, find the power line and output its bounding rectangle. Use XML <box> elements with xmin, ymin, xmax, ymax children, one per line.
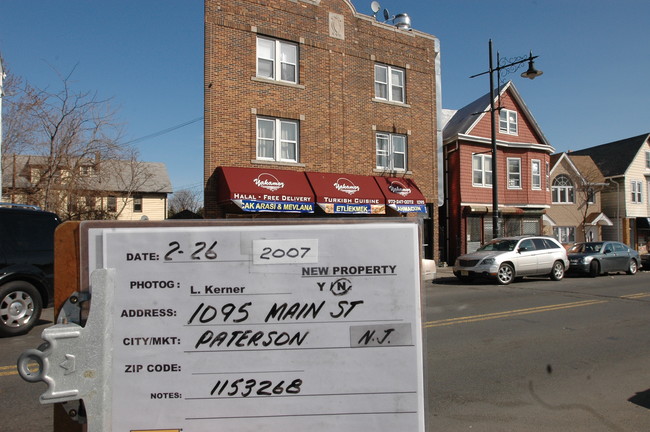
<box><xmin>124</xmin><ymin>116</ymin><xmax>203</xmax><ymax>145</ymax></box>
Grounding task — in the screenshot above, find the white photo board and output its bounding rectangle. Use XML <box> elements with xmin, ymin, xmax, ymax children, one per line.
<box><xmin>84</xmin><ymin>220</ymin><xmax>425</xmax><ymax>432</ymax></box>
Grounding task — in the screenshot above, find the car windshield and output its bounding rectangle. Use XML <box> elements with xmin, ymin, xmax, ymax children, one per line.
<box><xmin>568</xmin><ymin>243</ymin><xmax>602</xmax><ymax>253</ymax></box>
<box><xmin>477</xmin><ymin>239</ymin><xmax>518</xmax><ymax>252</ymax></box>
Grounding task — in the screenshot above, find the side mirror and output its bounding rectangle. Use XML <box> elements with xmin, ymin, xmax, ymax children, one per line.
<box><xmin>518</xmin><ymin>246</ymin><xmax>528</xmax><ymax>253</ymax></box>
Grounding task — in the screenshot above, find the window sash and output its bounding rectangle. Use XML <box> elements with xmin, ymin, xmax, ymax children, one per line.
<box><xmin>133</xmin><ymin>196</ymin><xmax>143</xmax><ymax>213</ymax></box>
<box><xmin>507</xmin><ymin>158</ymin><xmax>521</xmax><ymax>188</ymax></box>
<box><xmin>375</xmin><ymin>64</ymin><xmax>405</xmax><ymax>103</ymax></box>
<box><xmin>499</xmin><ymin>109</ymin><xmax>518</xmax><ymax>135</ymax></box>
<box><xmin>631</xmin><ymin>181</ymin><xmax>643</xmax><ymax>203</ymax></box>
<box><xmin>256</xmin><ymin>117</ymin><xmax>299</xmax><ymax>163</ymax></box>
<box><xmin>553</xmin><ymin>226</ymin><xmax>575</xmax><ymax>243</ymax></box>
<box><xmin>107</xmin><ymin>196</ymin><xmax>117</xmax><ymax>212</ymax></box>
<box><xmin>531</xmin><ymin>160</ymin><xmax>541</xmax><ymax>189</ymax></box>
<box><xmin>257</xmin><ymin>37</ymin><xmax>298</xmax><ymax>83</ymax></box>
<box><xmin>472</xmin><ymin>154</ymin><xmax>492</xmax><ymax>186</ymax></box>
<box><xmin>376</xmin><ymin>133</ymin><xmax>407</xmax><ymax>171</ymax></box>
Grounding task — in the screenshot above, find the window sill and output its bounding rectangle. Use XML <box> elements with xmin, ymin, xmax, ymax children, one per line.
<box><xmin>372</xmin><ymin>98</ymin><xmax>411</xmax><ymax>108</ymax></box>
<box><xmin>251</xmin><ymin>76</ymin><xmax>305</xmax><ymax>89</ymax></box>
<box><xmin>252</xmin><ymin>159</ymin><xmax>306</xmax><ymax>168</ymax></box>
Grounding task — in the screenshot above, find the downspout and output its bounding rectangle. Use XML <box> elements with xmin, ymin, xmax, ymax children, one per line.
<box><xmin>434</xmin><ymin>37</ymin><xmax>444</xmax><ymax>263</ymax></box>
<box><xmin>434</xmin><ymin>38</ymin><xmax>444</xmax><ymax>208</ymax></box>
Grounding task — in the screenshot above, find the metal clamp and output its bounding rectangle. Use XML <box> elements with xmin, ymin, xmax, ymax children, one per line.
<box><xmin>17</xmin><ymin>269</ymin><xmax>115</xmax><ymax>432</ymax></box>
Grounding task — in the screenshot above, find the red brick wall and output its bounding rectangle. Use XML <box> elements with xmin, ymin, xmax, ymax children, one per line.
<box><xmin>205</xmin><ymin>0</ymin><xmax>440</xmax><ymax>257</ymax></box>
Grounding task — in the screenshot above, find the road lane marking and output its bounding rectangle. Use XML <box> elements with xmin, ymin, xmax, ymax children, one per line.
<box><xmin>0</xmin><ymin>364</ymin><xmax>38</xmax><ymax>377</ymax></box>
<box><xmin>621</xmin><ymin>292</ymin><xmax>650</xmax><ymax>299</ymax></box>
<box><xmin>425</xmin><ymin>298</ymin><xmax>609</xmax><ymax>328</ymax></box>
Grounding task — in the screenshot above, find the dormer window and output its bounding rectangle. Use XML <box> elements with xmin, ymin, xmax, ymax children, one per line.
<box><xmin>499</xmin><ymin>109</ymin><xmax>518</xmax><ymax>135</ymax></box>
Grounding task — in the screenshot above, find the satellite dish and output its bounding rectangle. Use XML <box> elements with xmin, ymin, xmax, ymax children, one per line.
<box><xmin>383</xmin><ymin>9</ymin><xmax>390</xmax><ymax>21</ymax></box>
<box><xmin>371</xmin><ymin>1</ymin><xmax>381</xmax><ymax>14</ymax></box>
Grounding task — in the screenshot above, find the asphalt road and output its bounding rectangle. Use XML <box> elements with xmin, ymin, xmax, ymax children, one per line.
<box><xmin>428</xmin><ymin>268</ymin><xmax>650</xmax><ymax>431</ymax></box>
<box><xmin>1</xmin><ymin>308</ymin><xmax>54</xmax><ymax>432</ymax></box>
<box><xmin>3</xmin><ymin>270</ymin><xmax>650</xmax><ymax>432</ymax></box>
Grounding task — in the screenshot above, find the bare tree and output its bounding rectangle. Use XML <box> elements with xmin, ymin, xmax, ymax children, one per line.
<box><xmin>2</xmin><ymin>63</ymin><xmax>152</xmax><ymax>219</ymax></box>
<box><xmin>169</xmin><ymin>188</ymin><xmax>203</xmax><ymax>216</ymax></box>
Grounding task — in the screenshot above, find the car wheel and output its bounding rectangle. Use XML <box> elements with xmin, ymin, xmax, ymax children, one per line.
<box><xmin>0</xmin><ymin>281</ymin><xmax>42</xmax><ymax>337</ymax></box>
<box><xmin>627</xmin><ymin>259</ymin><xmax>638</xmax><ymax>275</ymax></box>
<box><xmin>589</xmin><ymin>260</ymin><xmax>600</xmax><ymax>277</ymax></box>
<box><xmin>550</xmin><ymin>261</ymin><xmax>565</xmax><ymax>281</ymax></box>
<box><xmin>496</xmin><ymin>263</ymin><xmax>515</xmax><ymax>285</ymax></box>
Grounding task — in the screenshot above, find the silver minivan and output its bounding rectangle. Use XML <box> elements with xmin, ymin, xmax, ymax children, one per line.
<box><xmin>453</xmin><ymin>235</ymin><xmax>569</xmax><ymax>285</ymax></box>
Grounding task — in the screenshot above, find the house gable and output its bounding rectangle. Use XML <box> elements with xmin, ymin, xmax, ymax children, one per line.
<box><xmin>466</xmin><ymin>83</ymin><xmax>548</xmax><ymax>146</ymax></box>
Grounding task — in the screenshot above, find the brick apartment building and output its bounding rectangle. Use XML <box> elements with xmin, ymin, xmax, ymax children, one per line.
<box><xmin>204</xmin><ymin>0</ymin><xmax>442</xmax><ymax>260</ymax></box>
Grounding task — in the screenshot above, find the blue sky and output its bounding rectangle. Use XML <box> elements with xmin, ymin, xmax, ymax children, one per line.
<box><xmin>1</xmin><ymin>1</ymin><xmax>649</xmax><ymax>197</ymax></box>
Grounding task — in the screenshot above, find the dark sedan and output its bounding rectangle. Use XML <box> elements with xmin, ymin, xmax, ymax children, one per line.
<box><xmin>567</xmin><ymin>241</ymin><xmax>640</xmax><ymax>277</ymax></box>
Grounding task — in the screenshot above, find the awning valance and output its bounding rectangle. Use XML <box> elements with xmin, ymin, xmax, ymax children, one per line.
<box><xmin>374</xmin><ymin>177</ymin><xmax>427</xmax><ymax>213</ymax></box>
<box><xmin>215</xmin><ymin>166</ymin><xmax>315</xmax><ymax>213</ymax></box>
<box><xmin>305</xmin><ymin>172</ymin><xmax>385</xmax><ymax>214</ymax></box>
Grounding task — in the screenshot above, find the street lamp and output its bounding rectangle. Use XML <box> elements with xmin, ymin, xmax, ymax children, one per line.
<box><xmin>469</xmin><ymin>39</ymin><xmax>542</xmax><ymax>239</ymax></box>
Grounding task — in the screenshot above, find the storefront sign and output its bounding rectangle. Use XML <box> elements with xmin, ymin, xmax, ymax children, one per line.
<box><xmin>374</xmin><ymin>178</ymin><xmax>427</xmax><ymax>213</ymax></box>
<box><xmin>79</xmin><ymin>221</ymin><xmax>424</xmax><ymax>432</ymax></box>
<box><xmin>236</xmin><ymin>199</ymin><xmax>315</xmax><ymax>213</ymax></box>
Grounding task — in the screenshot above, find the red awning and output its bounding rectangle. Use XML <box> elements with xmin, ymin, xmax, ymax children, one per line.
<box><xmin>215</xmin><ymin>167</ymin><xmax>315</xmax><ymax>213</ymax></box>
<box><xmin>374</xmin><ymin>177</ymin><xmax>427</xmax><ymax>213</ymax></box>
<box><xmin>305</xmin><ymin>172</ymin><xmax>385</xmax><ymax>214</ymax></box>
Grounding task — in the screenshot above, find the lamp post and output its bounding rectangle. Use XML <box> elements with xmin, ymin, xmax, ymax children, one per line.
<box><xmin>470</xmin><ymin>39</ymin><xmax>542</xmax><ymax>239</ymax></box>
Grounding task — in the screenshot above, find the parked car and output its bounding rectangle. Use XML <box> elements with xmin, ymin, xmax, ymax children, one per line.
<box><xmin>0</xmin><ymin>204</ymin><xmax>60</xmax><ymax>336</ymax></box>
<box><xmin>453</xmin><ymin>235</ymin><xmax>569</xmax><ymax>285</ymax></box>
<box><xmin>567</xmin><ymin>241</ymin><xmax>640</xmax><ymax>277</ymax></box>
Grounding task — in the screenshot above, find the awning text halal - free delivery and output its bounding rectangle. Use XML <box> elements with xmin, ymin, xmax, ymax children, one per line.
<box><xmin>215</xmin><ymin>166</ymin><xmax>315</xmax><ymax>213</ymax></box>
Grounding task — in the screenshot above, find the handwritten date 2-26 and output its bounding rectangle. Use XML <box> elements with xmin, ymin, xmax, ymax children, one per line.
<box><xmin>164</xmin><ymin>241</ymin><xmax>218</xmax><ymax>261</ymax></box>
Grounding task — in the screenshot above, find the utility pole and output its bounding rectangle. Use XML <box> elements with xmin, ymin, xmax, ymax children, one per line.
<box><xmin>0</xmin><ymin>55</ymin><xmax>5</xmax><ymax>201</ymax></box>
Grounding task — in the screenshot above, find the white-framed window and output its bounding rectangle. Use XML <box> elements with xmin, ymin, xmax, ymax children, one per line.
<box><xmin>646</xmin><ymin>151</ymin><xmax>650</xmax><ymax>169</ymax></box>
<box><xmin>374</xmin><ymin>64</ymin><xmax>405</xmax><ymax>103</ymax></box>
<box><xmin>586</xmin><ymin>187</ymin><xmax>595</xmax><ymax>204</ymax></box>
<box><xmin>545</xmin><ymin>161</ymin><xmax>550</xmax><ymax>191</ymax></box>
<box><xmin>107</xmin><ymin>196</ymin><xmax>117</xmax><ymax>212</ymax></box>
<box><xmin>133</xmin><ymin>196</ymin><xmax>143</xmax><ymax>213</ymax></box>
<box><xmin>499</xmin><ymin>109</ymin><xmax>518</xmax><ymax>135</ymax></box>
<box><xmin>256</xmin><ymin>117</ymin><xmax>299</xmax><ymax>163</ymax></box>
<box><xmin>376</xmin><ymin>133</ymin><xmax>407</xmax><ymax>171</ymax></box>
<box><xmin>507</xmin><ymin>158</ymin><xmax>521</xmax><ymax>189</ymax></box>
<box><xmin>472</xmin><ymin>154</ymin><xmax>492</xmax><ymax>187</ymax></box>
<box><xmin>631</xmin><ymin>180</ymin><xmax>643</xmax><ymax>203</ymax></box>
<box><xmin>256</xmin><ymin>36</ymin><xmax>298</xmax><ymax>83</ymax></box>
<box><xmin>553</xmin><ymin>226</ymin><xmax>575</xmax><ymax>244</ymax></box>
<box><xmin>531</xmin><ymin>159</ymin><xmax>541</xmax><ymax>190</ymax></box>
<box><xmin>552</xmin><ymin>174</ymin><xmax>574</xmax><ymax>203</ymax></box>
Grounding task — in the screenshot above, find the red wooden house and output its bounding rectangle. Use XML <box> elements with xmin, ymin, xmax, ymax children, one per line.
<box><xmin>441</xmin><ymin>81</ymin><xmax>554</xmax><ymax>263</ymax></box>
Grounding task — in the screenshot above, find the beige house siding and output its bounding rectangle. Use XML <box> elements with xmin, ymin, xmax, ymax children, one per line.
<box><xmin>622</xmin><ymin>140</ymin><xmax>650</xmax><ymax>218</ymax></box>
<box><xmin>545</xmin><ymin>154</ymin><xmax>607</xmax><ymax>243</ymax></box>
<box><xmin>115</xmin><ymin>195</ymin><xmax>168</xmax><ymax>221</ymax></box>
